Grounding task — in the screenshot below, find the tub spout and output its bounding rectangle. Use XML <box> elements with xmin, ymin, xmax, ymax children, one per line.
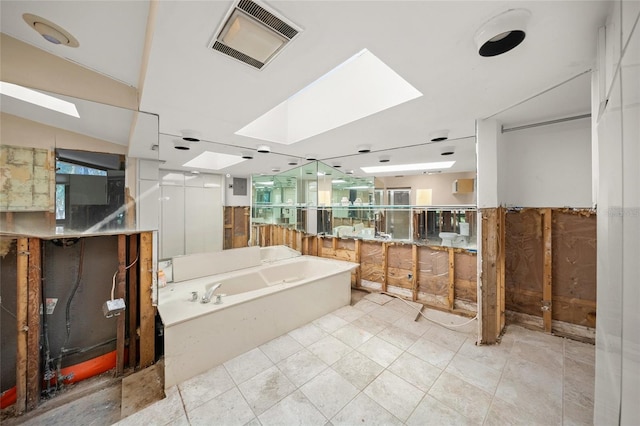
<box><xmin>201</xmin><ymin>283</ymin><xmax>222</xmax><ymax>304</ymax></box>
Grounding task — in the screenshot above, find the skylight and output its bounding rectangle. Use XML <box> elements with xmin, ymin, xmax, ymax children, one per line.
<box><xmin>0</xmin><ymin>81</ymin><xmax>80</xmax><ymax>118</ymax></box>
<box><xmin>235</xmin><ymin>49</ymin><xmax>422</xmax><ymax>144</ymax></box>
<box><xmin>183</xmin><ymin>151</ymin><xmax>246</xmax><ymax>170</ymax></box>
<box><xmin>361</xmin><ymin>161</ymin><xmax>455</xmax><ymax>174</ymax></box>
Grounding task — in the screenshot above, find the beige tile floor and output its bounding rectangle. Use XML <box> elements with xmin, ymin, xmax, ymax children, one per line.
<box><xmin>115</xmin><ymin>294</ymin><xmax>595</xmax><ymax>426</ymax></box>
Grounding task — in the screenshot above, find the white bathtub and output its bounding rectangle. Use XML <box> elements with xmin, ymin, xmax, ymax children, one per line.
<box><xmin>158</xmin><ymin>255</ymin><xmax>357</xmax><ymax>388</ymax></box>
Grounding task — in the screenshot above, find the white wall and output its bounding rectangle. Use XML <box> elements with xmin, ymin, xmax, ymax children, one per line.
<box><xmin>159</xmin><ymin>171</ymin><xmax>223</xmax><ymax>259</ymax></box>
<box><xmin>500</xmin><ymin>119</ymin><xmax>592</xmax><ymax>208</ymax></box>
<box><xmin>137</xmin><ymin>159</ymin><xmax>160</xmax><ymax>231</ymax></box>
<box><xmin>376</xmin><ymin>171</ymin><xmax>476</xmax><ymax>206</ymax></box>
<box><xmin>593</xmin><ymin>1</ymin><xmax>640</xmax><ymax>424</ymax></box>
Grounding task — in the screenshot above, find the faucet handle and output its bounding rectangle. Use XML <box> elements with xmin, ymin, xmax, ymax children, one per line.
<box><xmin>214</xmin><ymin>294</ymin><xmax>223</xmax><ymax>304</ymax></box>
<box><xmin>190</xmin><ymin>291</ymin><xmax>198</xmax><ymax>302</ymax></box>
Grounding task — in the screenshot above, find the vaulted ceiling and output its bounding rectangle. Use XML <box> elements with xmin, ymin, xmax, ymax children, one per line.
<box><xmin>0</xmin><ymin>1</ymin><xmax>610</xmax><ymax>177</ymax></box>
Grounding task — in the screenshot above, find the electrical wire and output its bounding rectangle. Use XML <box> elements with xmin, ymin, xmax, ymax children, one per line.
<box><xmin>110</xmin><ymin>253</ymin><xmax>139</xmax><ymax>300</ymax></box>
<box><xmin>380</xmin><ymin>291</ymin><xmax>478</xmax><ymax>330</ymax></box>
<box><xmin>63</xmin><ymin>239</ymin><xmax>85</xmax><ymax>347</ymax></box>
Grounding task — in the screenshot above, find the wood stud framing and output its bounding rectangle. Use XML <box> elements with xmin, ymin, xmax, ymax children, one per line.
<box><xmin>26</xmin><ymin>238</ymin><xmax>41</xmax><ymax>410</ymax></box>
<box><xmin>116</xmin><ymin>235</ymin><xmax>127</xmax><ymax>375</ymax></box>
<box><xmin>10</xmin><ymin>232</ymin><xmax>157</xmax><ymax>414</ymax></box>
<box><xmin>252</xmin><ymin>224</ymin><xmax>478</xmax><ymax>318</ymax></box>
<box><xmin>542</xmin><ymin>208</ymin><xmax>553</xmax><ymax>333</ymax></box>
<box><xmin>15</xmin><ymin>238</ymin><xmax>28</xmax><ymax>414</ymax></box>
<box><xmin>139</xmin><ymin>231</ymin><xmax>155</xmax><ymax>368</ymax></box>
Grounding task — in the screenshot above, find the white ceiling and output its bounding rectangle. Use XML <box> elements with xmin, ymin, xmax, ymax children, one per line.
<box><xmin>0</xmin><ymin>1</ymin><xmax>611</xmax><ymax>177</ymax></box>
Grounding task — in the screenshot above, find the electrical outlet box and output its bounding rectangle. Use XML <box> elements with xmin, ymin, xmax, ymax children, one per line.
<box><xmin>102</xmin><ymin>298</ymin><xmax>126</xmax><ymax>318</ymax></box>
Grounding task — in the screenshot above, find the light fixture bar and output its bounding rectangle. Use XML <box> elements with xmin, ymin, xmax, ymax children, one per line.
<box><xmin>0</xmin><ymin>82</ymin><xmax>80</xmax><ymax>118</ymax></box>
<box><xmin>361</xmin><ymin>161</ymin><xmax>455</xmax><ymax>174</ymax></box>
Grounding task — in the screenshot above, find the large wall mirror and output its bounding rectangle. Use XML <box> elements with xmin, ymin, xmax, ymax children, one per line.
<box><xmin>250</xmin><ymin>136</ymin><xmax>477</xmax><ymax>249</ymax></box>
<box><xmin>0</xmin><ymin>83</ymin><xmax>159</xmax><ymax>237</ymax></box>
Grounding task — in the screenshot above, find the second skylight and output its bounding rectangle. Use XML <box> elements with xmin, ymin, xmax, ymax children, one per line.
<box><xmin>235</xmin><ymin>49</ymin><xmax>422</xmax><ymax>144</ymax></box>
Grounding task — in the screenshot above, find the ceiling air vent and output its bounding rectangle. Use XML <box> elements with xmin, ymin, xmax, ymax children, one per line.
<box><xmin>210</xmin><ymin>0</ymin><xmax>301</xmax><ymax>70</ymax></box>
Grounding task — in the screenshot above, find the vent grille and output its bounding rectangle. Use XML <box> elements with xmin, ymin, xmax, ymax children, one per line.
<box><xmin>237</xmin><ymin>0</ymin><xmax>298</xmax><ymax>40</ymax></box>
<box><xmin>211</xmin><ymin>41</ymin><xmax>265</xmax><ymax>69</ymax></box>
<box><xmin>210</xmin><ymin>0</ymin><xmax>300</xmax><ymax>70</ymax></box>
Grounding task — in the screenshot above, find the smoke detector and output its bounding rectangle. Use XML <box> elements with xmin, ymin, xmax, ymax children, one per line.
<box><xmin>475</xmin><ymin>9</ymin><xmax>530</xmax><ymax>57</ymax></box>
<box><xmin>174</xmin><ymin>139</ymin><xmax>191</xmax><ymax>150</ymax></box>
<box><xmin>209</xmin><ymin>0</ymin><xmax>302</xmax><ymax>70</ymax></box>
<box><xmin>23</xmin><ymin>14</ymin><xmax>79</xmax><ymax>47</ymax></box>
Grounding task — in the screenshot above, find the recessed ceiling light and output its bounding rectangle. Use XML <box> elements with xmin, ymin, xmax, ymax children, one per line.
<box><xmin>429</xmin><ymin>130</ymin><xmax>449</xmax><ymax>142</ymax></box>
<box><xmin>256</xmin><ymin>145</ymin><xmax>271</xmax><ymax>153</ymax></box>
<box><xmin>23</xmin><ymin>13</ymin><xmax>79</xmax><ymax>47</ymax></box>
<box><xmin>332</xmin><ymin>162</ymin><xmax>342</xmax><ymax>168</ymax></box>
<box><xmin>241</xmin><ymin>151</ymin><xmax>254</xmax><ymax>159</ymax></box>
<box><xmin>0</xmin><ymin>81</ymin><xmax>80</xmax><ymax>117</ymax></box>
<box><xmin>183</xmin><ymin>151</ymin><xmax>246</xmax><ymax>170</ymax></box>
<box><xmin>173</xmin><ymin>139</ymin><xmax>191</xmax><ymax>150</ymax></box>
<box><xmin>287</xmin><ymin>158</ymin><xmax>299</xmax><ymax>166</ymax></box>
<box><xmin>379</xmin><ymin>155</ymin><xmax>390</xmax><ymax>163</ymax></box>
<box><xmin>357</xmin><ymin>145</ymin><xmax>372</xmax><ymax>154</ymax></box>
<box><xmin>441</xmin><ymin>147</ymin><xmax>455</xmax><ymax>156</ymax></box>
<box><xmin>271</xmin><ymin>167</ymin><xmax>281</xmax><ymax>173</ymax></box>
<box><xmin>305</xmin><ymin>154</ymin><xmax>318</xmax><ymax>161</ymax></box>
<box><xmin>475</xmin><ymin>9</ymin><xmax>530</xmax><ymax>57</ymax></box>
<box><xmin>181</xmin><ymin>130</ymin><xmax>201</xmax><ymax>142</ymax></box>
<box><xmin>361</xmin><ymin>161</ymin><xmax>455</xmax><ymax>174</ymax></box>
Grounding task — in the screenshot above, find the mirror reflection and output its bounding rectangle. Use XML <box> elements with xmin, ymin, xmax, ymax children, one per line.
<box><xmin>0</xmin><ymin>84</ymin><xmax>159</xmax><ymax>237</ymax></box>
<box><xmin>251</xmin><ymin>149</ymin><xmax>477</xmax><ymax>250</ymax></box>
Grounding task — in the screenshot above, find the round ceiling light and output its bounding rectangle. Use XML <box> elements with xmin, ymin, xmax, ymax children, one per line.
<box><xmin>429</xmin><ymin>130</ymin><xmax>449</xmax><ymax>142</ymax></box>
<box><xmin>23</xmin><ymin>14</ymin><xmax>79</xmax><ymax>47</ymax></box>
<box><xmin>256</xmin><ymin>145</ymin><xmax>271</xmax><ymax>153</ymax></box>
<box><xmin>305</xmin><ymin>154</ymin><xmax>318</xmax><ymax>161</ymax></box>
<box><xmin>181</xmin><ymin>130</ymin><xmax>201</xmax><ymax>142</ymax></box>
<box><xmin>287</xmin><ymin>158</ymin><xmax>299</xmax><ymax>166</ymax></box>
<box><xmin>241</xmin><ymin>151</ymin><xmax>254</xmax><ymax>159</ymax></box>
<box><xmin>441</xmin><ymin>147</ymin><xmax>455</xmax><ymax>156</ymax></box>
<box><xmin>475</xmin><ymin>9</ymin><xmax>530</xmax><ymax>57</ymax></box>
<box><xmin>379</xmin><ymin>155</ymin><xmax>390</xmax><ymax>163</ymax></box>
<box><xmin>173</xmin><ymin>139</ymin><xmax>190</xmax><ymax>150</ymax></box>
<box><xmin>357</xmin><ymin>145</ymin><xmax>371</xmax><ymax>154</ymax></box>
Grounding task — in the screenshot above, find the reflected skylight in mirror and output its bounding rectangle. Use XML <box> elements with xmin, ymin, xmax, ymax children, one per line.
<box><xmin>183</xmin><ymin>151</ymin><xmax>246</xmax><ymax>170</ymax></box>
<box><xmin>235</xmin><ymin>48</ymin><xmax>422</xmax><ymax>144</ymax></box>
<box><xmin>0</xmin><ymin>81</ymin><xmax>80</xmax><ymax>118</ymax></box>
<box><xmin>361</xmin><ymin>161</ymin><xmax>455</xmax><ymax>174</ymax></box>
